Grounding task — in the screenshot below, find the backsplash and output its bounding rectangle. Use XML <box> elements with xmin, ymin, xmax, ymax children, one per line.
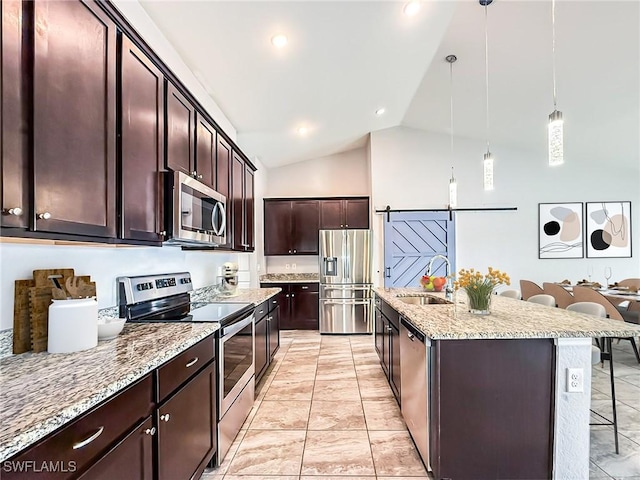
<box><xmin>266</xmin><ymin>255</ymin><xmax>319</xmax><ymax>274</ymax></box>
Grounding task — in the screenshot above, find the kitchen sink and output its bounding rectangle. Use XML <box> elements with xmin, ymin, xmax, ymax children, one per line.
<box><xmin>396</xmin><ymin>295</ymin><xmax>452</xmax><ymax>305</ymax></box>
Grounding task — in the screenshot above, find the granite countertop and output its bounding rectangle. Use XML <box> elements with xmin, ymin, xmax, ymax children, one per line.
<box><xmin>191</xmin><ymin>286</ymin><xmax>281</xmax><ymax>304</ymax></box>
<box><xmin>0</xmin><ymin>322</ymin><xmax>220</xmax><ymax>462</ymax></box>
<box><xmin>259</xmin><ymin>273</ymin><xmax>319</xmax><ymax>283</ymax></box>
<box><xmin>374</xmin><ymin>287</ymin><xmax>640</xmax><ymax>340</ymax></box>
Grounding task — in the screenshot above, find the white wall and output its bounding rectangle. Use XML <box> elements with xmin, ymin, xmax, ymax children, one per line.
<box><xmin>249</xmin><ymin>157</ymin><xmax>268</xmax><ymax>285</ymax></box>
<box><xmin>0</xmin><ymin>243</ymin><xmax>238</xmax><ymax>331</ymax></box>
<box><xmin>266</xmin><ymin>147</ymin><xmax>370</xmax><ymax>198</ymax></box>
<box><xmin>370</xmin><ymin>126</ymin><xmax>640</xmax><ymax>288</ymax></box>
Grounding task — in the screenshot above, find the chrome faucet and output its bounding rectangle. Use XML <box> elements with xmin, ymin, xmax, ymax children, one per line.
<box><xmin>426</xmin><ymin>254</ymin><xmax>454</xmax><ymax>301</ymax></box>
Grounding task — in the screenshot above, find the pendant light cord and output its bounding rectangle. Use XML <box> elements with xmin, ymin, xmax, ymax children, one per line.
<box><xmin>484</xmin><ymin>5</ymin><xmax>490</xmax><ymax>153</ymax></box>
<box><xmin>449</xmin><ymin>60</ymin><xmax>454</xmax><ymax>172</ymax></box>
<box><xmin>552</xmin><ymin>0</ymin><xmax>557</xmax><ymax>109</ymax></box>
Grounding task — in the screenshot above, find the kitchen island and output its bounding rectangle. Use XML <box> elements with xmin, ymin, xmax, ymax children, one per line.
<box><xmin>374</xmin><ymin>287</ymin><xmax>640</xmax><ymax>480</ymax></box>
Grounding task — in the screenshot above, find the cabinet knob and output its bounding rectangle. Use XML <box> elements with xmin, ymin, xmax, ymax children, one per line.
<box><xmin>160</xmin><ymin>413</ymin><xmax>171</xmax><ymax>422</ymax></box>
<box><xmin>291</xmin><ymin>293</ymin><xmax>295</xmax><ymax>297</ymax></box>
<box><xmin>38</xmin><ymin>212</ymin><xmax>52</xmax><ymax>220</ymax></box>
<box><xmin>345</xmin><ymin>224</ymin><xmax>349</xmax><ymax>227</ymax></box>
<box><xmin>293</xmin><ymin>249</ymin><xmax>297</xmax><ymax>253</ymax></box>
<box><xmin>288</xmin><ymin>250</ymin><xmax>292</xmax><ymax>253</ymax></box>
<box><xmin>3</xmin><ymin>207</ymin><xmax>22</xmax><ymax>216</ymax></box>
<box><xmin>272</xmin><ymin>300</ymin><xmax>277</xmax><ymax>304</ymax></box>
<box><xmin>285</xmin><ymin>294</ymin><xmax>290</xmax><ymax>298</ymax></box>
<box><xmin>340</xmin><ymin>224</ymin><xmax>344</xmax><ymax>227</ymax></box>
<box><xmin>197</xmin><ymin>174</ymin><xmax>203</xmax><ymax>180</ymax></box>
<box><xmin>144</xmin><ymin>427</ymin><xmax>156</xmax><ymax>436</ymax></box>
<box><xmin>191</xmin><ymin>171</ymin><xmax>198</xmax><ymax>178</ymax></box>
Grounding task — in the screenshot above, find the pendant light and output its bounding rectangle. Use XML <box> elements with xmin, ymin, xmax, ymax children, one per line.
<box><xmin>548</xmin><ymin>0</ymin><xmax>564</xmax><ymax>166</ymax></box>
<box><xmin>481</xmin><ymin>0</ymin><xmax>494</xmax><ymax>191</ymax></box>
<box><xmin>446</xmin><ymin>54</ymin><xmax>458</xmax><ymax>208</ymax></box>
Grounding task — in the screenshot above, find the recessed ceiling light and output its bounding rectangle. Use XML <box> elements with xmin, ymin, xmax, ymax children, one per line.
<box><xmin>271</xmin><ymin>34</ymin><xmax>288</xmax><ymax>48</ymax></box>
<box><xmin>403</xmin><ymin>1</ymin><xmax>421</xmax><ymax>16</ymax></box>
<box><xmin>375</xmin><ymin>108</ymin><xmax>386</xmax><ymax>116</ymax></box>
<box><xmin>297</xmin><ymin>126</ymin><xmax>308</xmax><ymax>136</ymax></box>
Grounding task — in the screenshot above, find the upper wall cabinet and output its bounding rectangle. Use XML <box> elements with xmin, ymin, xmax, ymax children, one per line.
<box><xmin>232</xmin><ymin>152</ymin><xmax>255</xmax><ymax>252</ymax></box>
<box><xmin>120</xmin><ymin>35</ymin><xmax>165</xmax><ymax>243</ymax></box>
<box><xmin>33</xmin><ymin>0</ymin><xmax>117</xmax><ymax>238</ymax></box>
<box><xmin>264</xmin><ymin>199</ymin><xmax>320</xmax><ymax>255</ymax></box>
<box><xmin>1</xmin><ymin>0</ymin><xmax>28</xmax><ymax>229</ymax></box>
<box><xmin>166</xmin><ymin>83</ymin><xmax>195</xmax><ymax>177</ymax></box>
<box><xmin>216</xmin><ymin>136</ymin><xmax>232</xmax><ymax>249</ymax></box>
<box><xmin>195</xmin><ymin>114</ymin><xmax>216</xmax><ymax>189</ymax></box>
<box><xmin>320</xmin><ymin>198</ymin><xmax>369</xmax><ymax>229</ymax></box>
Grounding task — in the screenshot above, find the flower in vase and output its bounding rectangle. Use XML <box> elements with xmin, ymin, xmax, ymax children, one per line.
<box><xmin>453</xmin><ymin>267</ymin><xmax>510</xmax><ymax>313</ymax></box>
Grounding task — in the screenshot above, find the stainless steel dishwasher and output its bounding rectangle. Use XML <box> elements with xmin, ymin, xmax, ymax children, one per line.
<box><xmin>400</xmin><ymin>316</ymin><xmax>430</xmax><ymax>471</ymax></box>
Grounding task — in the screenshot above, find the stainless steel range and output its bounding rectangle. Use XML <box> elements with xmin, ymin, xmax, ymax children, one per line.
<box><xmin>117</xmin><ymin>272</ymin><xmax>255</xmax><ymax>465</ymax></box>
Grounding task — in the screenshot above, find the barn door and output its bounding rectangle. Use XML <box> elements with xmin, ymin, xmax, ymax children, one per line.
<box><xmin>383</xmin><ymin>212</ymin><xmax>456</xmax><ymax>288</ymax></box>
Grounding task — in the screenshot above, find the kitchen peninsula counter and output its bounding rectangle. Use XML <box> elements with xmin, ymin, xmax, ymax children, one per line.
<box><xmin>259</xmin><ymin>273</ymin><xmax>319</xmax><ymax>283</ymax></box>
<box><xmin>191</xmin><ymin>286</ymin><xmax>281</xmax><ymax>304</ymax></box>
<box><xmin>374</xmin><ymin>287</ymin><xmax>640</xmax><ymax>340</ymax></box>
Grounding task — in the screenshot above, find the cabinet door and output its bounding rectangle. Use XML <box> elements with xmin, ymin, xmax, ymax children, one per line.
<box><xmin>1</xmin><ymin>0</ymin><xmax>28</xmax><ymax>229</ymax></box>
<box><xmin>268</xmin><ymin>306</ymin><xmax>280</xmax><ymax>359</ymax></box>
<box><xmin>270</xmin><ymin>286</ymin><xmax>292</xmax><ymax>330</ymax></box>
<box><xmin>231</xmin><ymin>152</ymin><xmax>245</xmax><ymax>250</ymax></box>
<box><xmin>344</xmin><ymin>198</ymin><xmax>369</xmax><ymax>229</ymax></box>
<box><xmin>382</xmin><ymin>315</ymin><xmax>391</xmax><ymax>377</ymax></box>
<box><xmin>158</xmin><ymin>362</ymin><xmax>216</xmax><ymax>480</ymax></box>
<box><xmin>319</xmin><ymin>199</ymin><xmax>344</xmax><ymax>229</ymax></box>
<box><xmin>264</xmin><ymin>200</ymin><xmax>292</xmax><ymax>255</ymax></box>
<box><xmin>195</xmin><ymin>114</ymin><xmax>216</xmax><ymax>189</ymax></box>
<box><xmin>77</xmin><ymin>416</ymin><xmax>154</xmax><ymax>480</ymax></box>
<box><xmin>33</xmin><ymin>0</ymin><xmax>116</xmax><ymax>237</ymax></box>
<box><xmin>292</xmin><ymin>200</ymin><xmax>319</xmax><ymax>254</ymax></box>
<box><xmin>166</xmin><ymin>82</ymin><xmax>195</xmax><ymax>176</ymax></box>
<box><xmin>291</xmin><ymin>284</ymin><xmax>319</xmax><ymax>330</ymax></box>
<box><xmin>216</xmin><ymin>135</ymin><xmax>232</xmax><ymax>248</ymax></box>
<box><xmin>390</xmin><ymin>321</ymin><xmax>401</xmax><ymax>401</ymax></box>
<box><xmin>255</xmin><ymin>314</ymin><xmax>268</xmax><ymax>382</ymax></box>
<box><xmin>121</xmin><ymin>35</ymin><xmax>164</xmax><ymax>243</ymax></box>
<box><xmin>374</xmin><ymin>306</ymin><xmax>386</xmax><ymax>369</ymax></box>
<box><xmin>244</xmin><ymin>164</ymin><xmax>254</xmax><ymax>251</ymax></box>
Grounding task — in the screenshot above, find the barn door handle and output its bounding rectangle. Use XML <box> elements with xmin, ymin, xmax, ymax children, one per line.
<box><xmin>385</xmin><ymin>267</ymin><xmax>391</xmax><ymax>278</ymax></box>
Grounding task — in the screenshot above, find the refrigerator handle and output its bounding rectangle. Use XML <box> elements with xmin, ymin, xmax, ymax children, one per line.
<box><xmin>344</xmin><ymin>255</ymin><xmax>350</xmax><ymax>279</ymax></box>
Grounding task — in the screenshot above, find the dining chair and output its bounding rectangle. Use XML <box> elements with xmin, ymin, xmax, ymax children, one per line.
<box><xmin>566</xmin><ymin>301</ymin><xmax>619</xmax><ymax>453</ymax></box>
<box><xmin>617</xmin><ymin>278</ymin><xmax>640</xmax><ymax>289</ymax></box>
<box><xmin>526</xmin><ymin>294</ymin><xmax>556</xmax><ymax>307</ymax></box>
<box><xmin>572</xmin><ymin>286</ymin><xmax>640</xmax><ymax>363</ymax></box>
<box><xmin>542</xmin><ymin>282</ymin><xmax>575</xmax><ymax>309</ymax></box>
<box><xmin>498</xmin><ymin>289</ymin><xmax>520</xmax><ymax>299</ymax></box>
<box><xmin>520</xmin><ymin>280</ymin><xmax>544</xmax><ymax>300</ymax></box>
<box><xmin>612</xmin><ymin>278</ymin><xmax>640</xmax><ymax>325</ymax></box>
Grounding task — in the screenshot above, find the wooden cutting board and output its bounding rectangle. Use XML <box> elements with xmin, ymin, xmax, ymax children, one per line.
<box><xmin>13</xmin><ymin>279</ymin><xmax>35</xmax><ymax>354</ymax></box>
<box><xmin>29</xmin><ymin>287</ymin><xmax>53</xmax><ymax>352</ymax></box>
<box><xmin>33</xmin><ymin>268</ymin><xmax>75</xmax><ymax>289</ymax></box>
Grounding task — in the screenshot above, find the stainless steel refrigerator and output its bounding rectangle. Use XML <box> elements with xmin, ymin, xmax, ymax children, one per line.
<box><xmin>319</xmin><ymin>229</ymin><xmax>373</xmax><ymax>334</ymax></box>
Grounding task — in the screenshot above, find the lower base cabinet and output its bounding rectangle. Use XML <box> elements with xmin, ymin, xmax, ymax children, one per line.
<box><xmin>157</xmin><ymin>361</ymin><xmax>216</xmax><ymax>480</ymax></box>
<box><xmin>374</xmin><ymin>295</ymin><xmax>401</xmax><ymax>403</ymax></box>
<box><xmin>255</xmin><ymin>298</ymin><xmax>281</xmax><ymax>384</ymax></box>
<box><xmin>261</xmin><ymin>283</ymin><xmax>318</xmax><ymax>330</ymax></box>
<box><xmin>77</xmin><ymin>417</ymin><xmax>154</xmax><ymax>480</ymax></box>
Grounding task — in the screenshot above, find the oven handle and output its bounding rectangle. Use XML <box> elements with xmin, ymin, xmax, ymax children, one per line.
<box><xmin>221</xmin><ymin>313</ymin><xmax>254</xmax><ymax>338</ymax></box>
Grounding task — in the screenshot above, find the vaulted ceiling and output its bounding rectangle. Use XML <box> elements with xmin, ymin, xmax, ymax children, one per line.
<box><xmin>139</xmin><ymin>1</ymin><xmax>639</xmax><ymax>169</ymax></box>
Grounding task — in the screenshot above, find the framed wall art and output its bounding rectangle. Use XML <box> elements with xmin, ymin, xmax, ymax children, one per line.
<box><xmin>586</xmin><ymin>201</ymin><xmax>632</xmax><ymax>258</ymax></box>
<box><xmin>539</xmin><ymin>203</ymin><xmax>584</xmax><ymax>259</ymax></box>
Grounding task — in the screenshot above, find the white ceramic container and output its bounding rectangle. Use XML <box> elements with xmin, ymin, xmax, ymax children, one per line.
<box><xmin>47</xmin><ymin>298</ymin><xmax>98</xmax><ymax>353</ymax></box>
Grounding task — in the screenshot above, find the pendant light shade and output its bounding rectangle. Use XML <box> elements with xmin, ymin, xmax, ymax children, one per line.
<box><xmin>446</xmin><ymin>54</ymin><xmax>458</xmax><ymax>208</ymax></box>
<box><xmin>483</xmin><ymin>152</ymin><xmax>494</xmax><ymax>190</ymax></box>
<box><xmin>548</xmin><ymin>110</ymin><xmax>564</xmax><ymax>166</ymax></box>
<box><xmin>548</xmin><ymin>0</ymin><xmax>564</xmax><ymax>166</ymax></box>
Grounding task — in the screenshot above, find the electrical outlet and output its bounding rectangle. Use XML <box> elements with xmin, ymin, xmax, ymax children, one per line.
<box><xmin>566</xmin><ymin>368</ymin><xmax>584</xmax><ymax>393</ymax></box>
<box><xmin>292</xmin><ymin>263</ymin><xmax>297</xmax><ymax>270</ymax></box>
<box><xmin>285</xmin><ymin>264</ymin><xmax>290</xmax><ymax>270</ymax></box>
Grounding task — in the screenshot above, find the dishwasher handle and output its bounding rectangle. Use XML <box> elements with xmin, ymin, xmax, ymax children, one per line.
<box><xmin>400</xmin><ymin>316</ymin><xmax>426</xmax><ymax>344</ymax></box>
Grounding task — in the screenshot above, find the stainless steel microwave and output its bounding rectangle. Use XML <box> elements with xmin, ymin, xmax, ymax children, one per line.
<box><xmin>165</xmin><ymin>171</ymin><xmax>226</xmax><ymax>246</ymax></box>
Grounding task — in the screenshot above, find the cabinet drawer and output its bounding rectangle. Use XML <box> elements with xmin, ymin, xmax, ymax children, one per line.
<box><xmin>292</xmin><ymin>283</ymin><xmax>319</xmax><ymax>293</ymax></box>
<box><xmin>5</xmin><ymin>374</ymin><xmax>153</xmax><ymax>480</ymax></box>
<box><xmin>157</xmin><ymin>336</ymin><xmax>214</xmax><ymax>402</ymax></box>
<box><xmin>254</xmin><ymin>300</ymin><xmax>269</xmax><ymax>320</ymax></box>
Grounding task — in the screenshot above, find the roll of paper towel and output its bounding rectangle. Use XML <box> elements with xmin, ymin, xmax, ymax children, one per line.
<box><xmin>48</xmin><ymin>298</ymin><xmax>98</xmax><ymax>353</ymax></box>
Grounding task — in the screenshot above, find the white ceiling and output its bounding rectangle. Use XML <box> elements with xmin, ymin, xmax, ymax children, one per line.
<box><xmin>139</xmin><ymin>1</ymin><xmax>639</xmax><ymax>169</ymax></box>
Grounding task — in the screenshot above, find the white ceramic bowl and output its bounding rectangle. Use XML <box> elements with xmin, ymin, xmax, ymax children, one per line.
<box><xmin>97</xmin><ymin>318</ymin><xmax>126</xmax><ymax>341</ymax></box>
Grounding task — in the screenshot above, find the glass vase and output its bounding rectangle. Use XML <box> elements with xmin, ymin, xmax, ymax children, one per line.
<box><xmin>467</xmin><ymin>291</ymin><xmax>492</xmax><ymax>315</ymax></box>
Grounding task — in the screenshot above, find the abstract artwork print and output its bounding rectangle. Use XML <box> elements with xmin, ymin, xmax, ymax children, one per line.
<box><xmin>586</xmin><ymin>201</ymin><xmax>632</xmax><ymax>258</ymax></box>
<box><xmin>539</xmin><ymin>203</ymin><xmax>583</xmax><ymax>259</ymax></box>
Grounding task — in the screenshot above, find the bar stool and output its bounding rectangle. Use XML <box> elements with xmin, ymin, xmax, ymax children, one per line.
<box><xmin>567</xmin><ymin>301</ymin><xmax>619</xmax><ymax>454</ymax></box>
<box><xmin>527</xmin><ymin>294</ymin><xmax>556</xmax><ymax>307</ymax></box>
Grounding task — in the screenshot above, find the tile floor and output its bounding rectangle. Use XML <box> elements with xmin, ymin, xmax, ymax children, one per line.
<box><xmin>202</xmin><ymin>331</ymin><xmax>640</xmax><ymax>480</ymax></box>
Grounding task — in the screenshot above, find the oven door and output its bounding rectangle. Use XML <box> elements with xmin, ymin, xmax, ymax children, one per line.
<box><xmin>218</xmin><ymin>313</ymin><xmax>255</xmax><ymax>416</ymax></box>
<box><xmin>170</xmin><ymin>171</ymin><xmax>226</xmax><ymax>246</ymax></box>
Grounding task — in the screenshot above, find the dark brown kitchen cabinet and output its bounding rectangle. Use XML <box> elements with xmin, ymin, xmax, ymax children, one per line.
<box><xmin>77</xmin><ymin>416</ymin><xmax>154</xmax><ymax>480</ymax></box>
<box><xmin>32</xmin><ymin>0</ymin><xmax>117</xmax><ymax>238</ymax></box>
<box><xmin>263</xmin><ymin>199</ymin><xmax>320</xmax><ymax>255</ymax></box>
<box><xmin>157</xmin><ymin>361</ymin><xmax>216</xmax><ymax>480</ymax></box>
<box><xmin>231</xmin><ymin>152</ymin><xmax>255</xmax><ymax>252</ymax></box>
<box><xmin>166</xmin><ymin>82</ymin><xmax>195</xmax><ymax>176</ymax></box>
<box><xmin>255</xmin><ymin>313</ymin><xmax>269</xmax><ymax>381</ymax></box>
<box><xmin>319</xmin><ymin>197</ymin><xmax>369</xmax><ymax>229</ymax></box>
<box><xmin>1</xmin><ymin>0</ymin><xmax>28</xmax><ymax>229</ymax></box>
<box><xmin>374</xmin><ymin>295</ymin><xmax>400</xmax><ymax>403</ymax></box>
<box><xmin>216</xmin><ymin>136</ymin><xmax>232</xmax><ymax>248</ymax></box>
<box><xmin>255</xmin><ymin>299</ymin><xmax>281</xmax><ymax>384</ymax></box>
<box><xmin>195</xmin><ymin>114</ymin><xmax>216</xmax><ymax>189</ymax></box>
<box><xmin>120</xmin><ymin>35</ymin><xmax>165</xmax><ymax>243</ymax></box>
<box><xmin>269</xmin><ymin>305</ymin><xmax>280</xmax><ymax>359</ymax></box>
<box><xmin>262</xmin><ymin>283</ymin><xmax>319</xmax><ymax>330</ymax></box>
